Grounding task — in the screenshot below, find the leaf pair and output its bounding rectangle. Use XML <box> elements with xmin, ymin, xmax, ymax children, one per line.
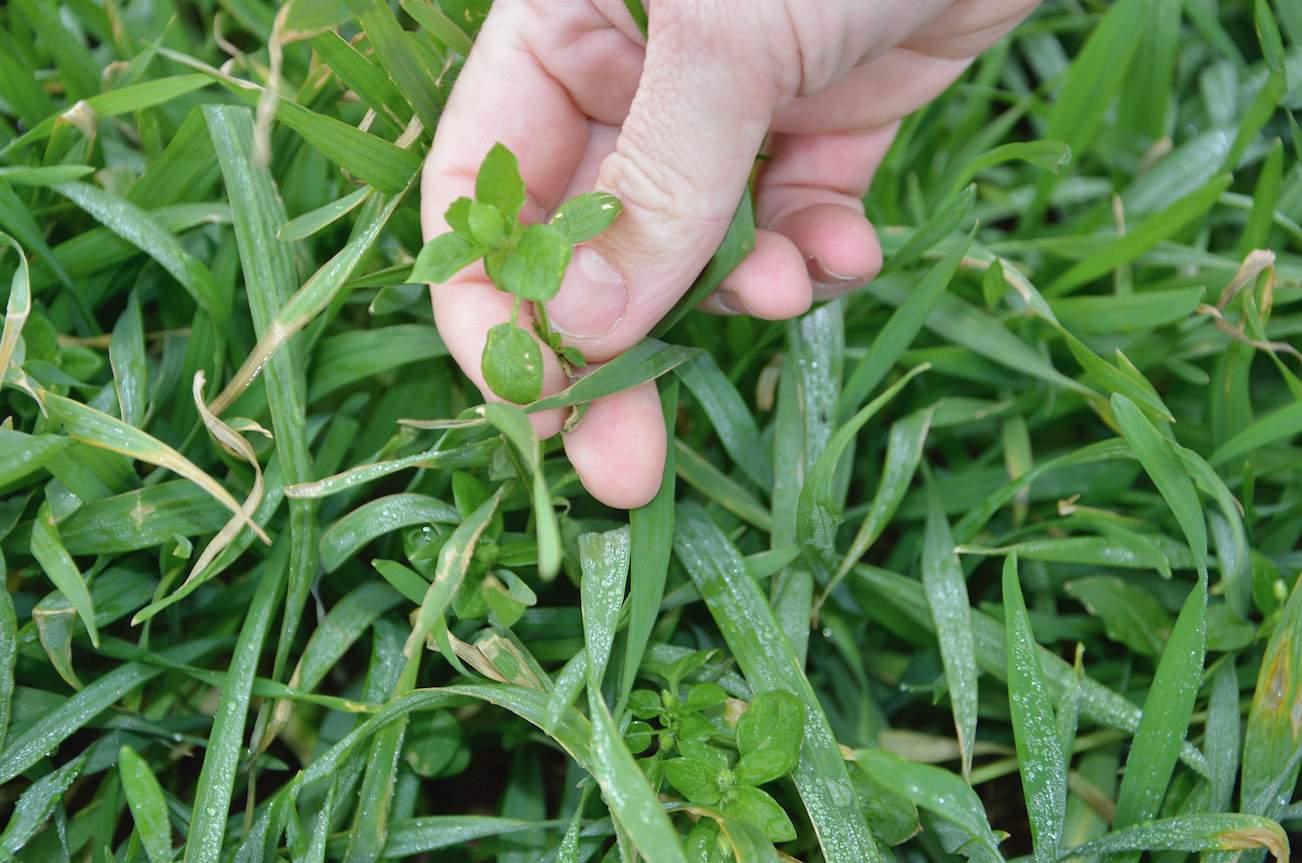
<box><xmin>411</xmin><ymin>143</ymin><xmax>622</xmax><ymax>403</ymax></box>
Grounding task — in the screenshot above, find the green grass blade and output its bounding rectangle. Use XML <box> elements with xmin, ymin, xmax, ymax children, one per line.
<box><xmin>841</xmin><ymin>231</ymin><xmax>968</xmax><ymax>415</ymax></box>
<box><xmin>482</xmin><ymin>403</ymin><xmax>560</xmax><ymax>579</ymax></box>
<box><xmin>527</xmin><ymin>340</ymin><xmax>699</xmax><ymax>413</ymax></box>
<box><xmin>825</xmin><ymin>407</ymin><xmax>932</xmax><ymax>597</ymax></box>
<box><xmin>1206</xmin><ymin>661</ymin><xmax>1241</xmax><ymax>813</ymax></box>
<box><xmin>157</xmin><ymin>48</ymin><xmax>420</xmax><ymax>194</ymax></box>
<box><xmin>118</xmin><ymin>746</ymin><xmax>173</xmax><ymax>863</ymax></box>
<box><xmin>321</xmin><ymin>493</ymin><xmax>459</xmax><ymax>573</ymax></box>
<box><xmin>868</xmin><ymin>277</ymin><xmax>1083</xmax><ymax>392</ymax></box>
<box><xmin>350</xmin><ymin>0</ymin><xmax>443</xmax><ymax>131</ymax></box>
<box><xmin>579</xmin><ymin>527</ymin><xmax>630</xmax><ymax>693</ymax></box>
<box><xmin>0</xmin><ymin>751</ymin><xmax>89</xmax><ymax>857</ymax></box>
<box><xmin>620</xmin><ymin>378</ymin><xmax>677</xmax><ymax>709</ymax></box>
<box><xmin>798</xmin><ymin>364</ymin><xmax>928</xmax><ymax>575</ymax></box>
<box><xmin>676</xmin><ymin>352</ymin><xmax>771</xmax><ymax>488</ymax></box>
<box><xmin>577</xmin><ymin>526</ymin><xmax>683</xmax><ymax>860</ymax></box>
<box><xmin>849</xmin><ymin>565</ymin><xmax>1210</xmax><ymax>775</ymax></box>
<box><xmin>1210</xmin><ymin>398</ymin><xmax>1302</xmax><ymax>465</ymax></box>
<box><xmin>109</xmin><ymin>290</ymin><xmax>147</xmax><ymax>428</ymax></box>
<box><xmin>1028</xmin><ymin>0</ymin><xmax>1152</xmax><ymax>218</ymax></box>
<box><xmin>0</xmin><ymin>230</ymin><xmax>32</xmax><ymax>379</ymax></box>
<box><xmin>29</xmin><ymin>501</ymin><xmax>99</xmax><ymax>648</ymax></box>
<box><xmin>920</xmin><ymin>484</ymin><xmax>978</xmax><ymax>779</ymax></box>
<box><xmin>853</xmin><ymin>749</ymin><xmax>1002</xmax><ymax>862</ymax></box>
<box><xmin>52</xmin><ymin>181</ymin><xmax>229</xmax><ymax>323</ymax></box>
<box><xmin>1111</xmin><ymin>393</ymin><xmax>1208</xmax><ymax>574</ymax></box>
<box><xmin>0</xmin><ymin>639</ymin><xmax>219</xmax><ymax>784</ymax></box>
<box><xmin>1056</xmin><ymin>813</ymin><xmax>1288</xmax><ymax>860</ymax></box>
<box><xmin>0</xmin><ymin>585</ymin><xmax>14</xmax><ymax>752</ymax></box>
<box><xmin>1111</xmin><ymin>575</ymin><xmax>1207</xmax><ymax>845</ymax></box>
<box><xmin>279</xmin><ymin>185</ymin><xmax>372</xmax><ymax>243</ymax></box>
<box><xmin>1003</xmin><ymin>554</ymin><xmax>1067</xmax><ymax>863</ymax></box>
<box><xmin>183</xmin><ymin>549</ymin><xmax>288</xmax><ymax>863</ymax></box>
<box><xmin>1048</xmin><ymin>174</ymin><xmax>1232</xmax><ymax>294</ymax></box>
<box><xmin>1</xmin><ymin>75</ymin><xmax>214</xmax><ymax>157</ymax></box>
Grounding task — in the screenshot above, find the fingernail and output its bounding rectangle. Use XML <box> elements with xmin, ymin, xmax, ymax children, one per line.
<box><xmin>807</xmin><ymin>256</ymin><xmax>862</xmax><ymax>288</ymax></box>
<box><xmin>715</xmin><ymin>290</ymin><xmax>750</xmax><ymax>315</ymax></box>
<box><xmin>548</xmin><ymin>246</ymin><xmax>627</xmax><ymax>338</ymax></box>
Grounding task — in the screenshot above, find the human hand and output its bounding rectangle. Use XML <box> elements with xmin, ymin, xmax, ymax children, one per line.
<box><xmin>421</xmin><ymin>0</ymin><xmax>1040</xmax><ymax>508</ymax></box>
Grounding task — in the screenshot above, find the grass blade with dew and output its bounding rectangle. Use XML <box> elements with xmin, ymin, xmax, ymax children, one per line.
<box><xmin>1003</xmin><ymin>554</ymin><xmax>1067</xmax><ymax>863</ymax></box>
<box><xmin>919</xmin><ymin>482</ymin><xmax>979</xmax><ymax>780</ymax></box>
<box><xmin>1110</xmin><ymin>573</ymin><xmax>1207</xmax><ymax>856</ymax></box>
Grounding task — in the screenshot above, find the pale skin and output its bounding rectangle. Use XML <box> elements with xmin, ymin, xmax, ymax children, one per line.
<box><xmin>421</xmin><ymin>0</ymin><xmax>1041</xmax><ymax>508</ymax></box>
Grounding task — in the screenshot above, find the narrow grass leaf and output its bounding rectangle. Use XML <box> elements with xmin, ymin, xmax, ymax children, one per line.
<box><xmin>482</xmin><ymin>403</ymin><xmax>560</xmax><ymax>579</ymax></box>
<box><xmin>823</xmin><ymin>407</ymin><xmax>932</xmax><ymax>607</ymax></box>
<box><xmin>579</xmin><ymin>527</ymin><xmax>630</xmax><ymax>693</ymax></box>
<box><xmin>1210</xmin><ymin>399</ymin><xmax>1302</xmax><ymax>465</ymax></box>
<box><xmin>183</xmin><ymin>548</ymin><xmax>287</xmax><ymax>863</ymax></box>
<box><xmin>321</xmin><ymin>493</ymin><xmax>459</xmax><ymax>573</ymax></box>
<box><xmin>211</xmin><ymin>192</ymin><xmax>403</xmax><ymax>414</ymax></box>
<box><xmin>0</xmin><ymin>639</ymin><xmax>219</xmax><ymax>784</ymax></box>
<box><xmin>1057</xmin><ymin>813</ymin><xmax>1289</xmax><ymax>861</ymax></box>
<box><xmin>0</xmin><ymin>751</ymin><xmax>89</xmax><ymax>857</ymax></box>
<box><xmin>109</xmin><ymin>291</ymin><xmax>147</xmax><ymax>428</ymax></box>
<box><xmin>1111</xmin><ymin>575</ymin><xmax>1207</xmax><ymax>844</ymax></box>
<box><xmin>868</xmin><ymin>277</ymin><xmax>1082</xmax><ymax>392</ymax></box>
<box><xmin>676</xmin><ymin>352</ymin><xmax>771</xmax><ymax>488</ymax></box>
<box><xmin>0</xmin><ymin>230</ymin><xmax>31</xmax><ymax>381</ymax></box>
<box><xmin>921</xmin><ymin>485</ymin><xmax>978</xmax><ymax>779</ymax></box>
<box><xmin>40</xmin><ymin>391</ymin><xmax>269</xmax><ymax>543</ymax></box>
<box><xmin>849</xmin><ymin>565</ymin><xmax>1210</xmax><ymax>775</ymax></box>
<box><xmin>0</xmin><ymin>587</ymin><xmax>13</xmax><ymax>751</ymax></box>
<box><xmin>53</xmin><ymin>181</ymin><xmax>228</xmax><ymax>322</ymax></box>
<box><xmin>279</xmin><ymin>186</ymin><xmax>372</xmax><ymax>242</ymax></box>
<box><xmin>29</xmin><ymin>502</ymin><xmax>99</xmax><ymax>648</ymax></box>
<box><xmin>1029</xmin><ymin>0</ymin><xmax>1151</xmax><ymax>216</ymax></box>
<box><xmin>1</xmin><ymin>75</ymin><xmax>214</xmax><ymax>157</ymax></box>
<box><xmin>798</xmin><ymin>364</ymin><xmax>928</xmax><ymax>574</ymax></box>
<box><xmin>118</xmin><ymin>746</ymin><xmax>173</xmax><ymax>863</ymax></box>
<box><xmin>853</xmin><ymin>749</ymin><xmax>1002</xmax><ymax>862</ymax></box>
<box><xmin>1048</xmin><ymin>174</ymin><xmax>1232</xmax><ymax>294</ymax></box>
<box><xmin>1111</xmin><ymin>393</ymin><xmax>1208</xmax><ymax>573</ymax></box>
<box><xmin>528</xmin><ymin>341</ymin><xmax>699</xmax><ymax>413</ymax></box>
<box><xmin>1003</xmin><ymin>554</ymin><xmax>1067</xmax><ymax>863</ymax></box>
<box><xmin>621</xmin><ymin>379</ymin><xmax>677</xmax><ymax>707</ymax></box>
<box><xmin>399</xmin><ymin>0</ymin><xmax>475</xmax><ymax>55</ymax></box>
<box><xmin>841</xmin><ymin>229</ymin><xmax>969</xmax><ymax>415</ymax></box>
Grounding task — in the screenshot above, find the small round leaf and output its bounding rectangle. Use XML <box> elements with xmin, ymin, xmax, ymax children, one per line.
<box><xmin>481</xmin><ymin>323</ymin><xmax>544</xmax><ymax>404</ymax></box>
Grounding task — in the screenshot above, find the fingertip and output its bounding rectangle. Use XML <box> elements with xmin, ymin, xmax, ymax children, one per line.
<box><xmin>713</xmin><ymin>229</ymin><xmax>812</xmax><ymax>320</ymax></box>
<box><xmin>773</xmin><ymin>203</ymin><xmax>882</xmax><ymax>297</ymax></box>
<box><xmin>563</xmin><ymin>382</ymin><xmax>666</xmax><ymax>509</ymax></box>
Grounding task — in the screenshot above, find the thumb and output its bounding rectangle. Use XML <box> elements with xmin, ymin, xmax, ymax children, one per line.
<box><xmin>545</xmin><ymin>12</ymin><xmax>780</xmax><ymax>361</ymax></box>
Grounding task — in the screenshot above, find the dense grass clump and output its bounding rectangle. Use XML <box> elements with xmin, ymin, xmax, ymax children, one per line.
<box><xmin>1</xmin><ymin>1</ymin><xmax>1301</xmax><ymax>861</ymax></box>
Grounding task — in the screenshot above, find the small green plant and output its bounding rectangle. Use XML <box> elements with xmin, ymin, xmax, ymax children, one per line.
<box><xmin>411</xmin><ymin>143</ymin><xmax>622</xmax><ymax>402</ymax></box>
<box><xmin>633</xmin><ymin>679</ymin><xmax>807</xmax><ymax>852</ymax></box>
